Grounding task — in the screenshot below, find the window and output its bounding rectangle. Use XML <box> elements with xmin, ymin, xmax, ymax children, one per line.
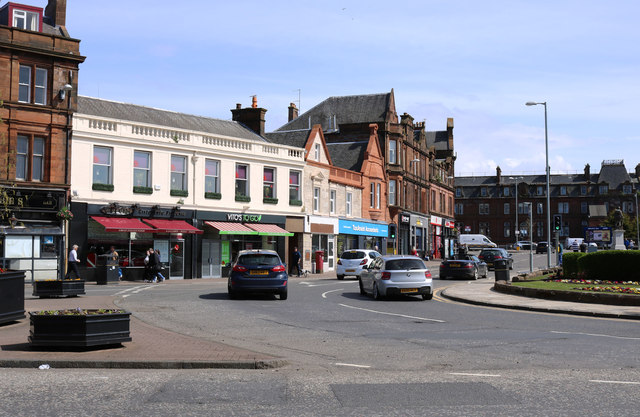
<box><xmin>481</xmin><ymin>187</ymin><xmax>487</xmax><ymax>197</ymax></box>
<box><xmin>504</xmin><ymin>203</ymin><xmax>510</xmax><ymax>215</ymax></box>
<box><xmin>13</xmin><ymin>9</ymin><xmax>39</xmax><ymax>31</ymax></box>
<box><xmin>560</xmin><ymin>186</ymin><xmax>567</xmax><ymax>196</ymax></box>
<box><xmin>263</xmin><ymin>167</ymin><xmax>276</xmax><ymax>198</ymax></box>
<box><xmin>170</xmin><ymin>155</ymin><xmax>187</xmax><ymax>191</ymax></box>
<box><xmin>536</xmin><ymin>222</ymin><xmax>544</xmax><ymax>238</ymax></box>
<box><xmin>389</xmin><ymin>180</ymin><xmax>396</xmax><ymax>205</ymax></box>
<box><xmin>330</xmin><ymin>189</ymin><xmax>336</xmax><ymax>214</ymax></box>
<box><xmin>456</xmin><ymin>188</ymin><xmax>461</xmax><ymax>198</ymax></box>
<box><xmin>16</xmin><ymin>135</ymin><xmax>28</xmax><ymax>180</ymax></box>
<box><xmin>580</xmin><ymin>185</ymin><xmax>587</xmax><ymax>195</ymax></box>
<box><xmin>93</xmin><ymin>146</ymin><xmax>112</xmax><ymax>185</ymax></box>
<box><xmin>455</xmin><ymin>203</ymin><xmax>464</xmax><ymax>215</ymax></box>
<box><xmin>389</xmin><ymin>140</ymin><xmax>397</xmax><ymax>164</ymax></box>
<box><xmin>479</xmin><ymin>203</ymin><xmax>489</xmax><ymax>215</ymax></box>
<box><xmin>313</xmin><ymin>187</ymin><xmax>320</xmax><ymax>211</ymax></box>
<box><xmin>622</xmin><ymin>201</ymin><xmax>634</xmax><ymax>213</ymax></box>
<box><xmin>536</xmin><ymin>186</ymin><xmax>544</xmax><ymax>196</ymax></box>
<box><xmin>289</xmin><ymin>170</ymin><xmax>301</xmax><ymax>202</ymax></box>
<box><xmin>504</xmin><ymin>222</ymin><xmax>511</xmax><ymax>238</ymax></box>
<box><xmin>314</xmin><ymin>143</ymin><xmax>320</xmax><ymax>161</ymax></box>
<box><xmin>537</xmin><ymin>203</ymin><xmax>544</xmax><ymax>215</ymax></box>
<box><xmin>599</xmin><ymin>184</ymin><xmax>608</xmax><ymax>195</ymax></box>
<box><xmin>234</xmin><ymin>163</ymin><xmax>248</xmax><ymax>197</ymax></box>
<box><xmin>18</xmin><ymin>65</ymin><xmax>47</xmax><ymax>105</ymax></box>
<box><xmin>205</xmin><ymin>159</ymin><xmax>220</xmax><ymax>193</ymax></box>
<box><xmin>133</xmin><ymin>151</ymin><xmax>151</xmax><ymax>187</ymax></box>
<box><xmin>479</xmin><ymin>222</ymin><xmax>489</xmax><ymax>236</ymax></box>
<box><xmin>558</xmin><ymin>202</ymin><xmax>569</xmax><ymax>214</ymax></box>
<box><xmin>504</xmin><ymin>186</ymin><xmax>510</xmax><ymax>197</ymax></box>
<box><xmin>376</xmin><ymin>183</ymin><xmax>381</xmax><ymax>209</ymax></box>
<box><xmin>623</xmin><ymin>184</ymin><xmax>632</xmax><ymax>194</ymax></box>
<box><xmin>581</xmin><ymin>202</ymin><xmax>588</xmax><ymax>214</ymax></box>
<box><xmin>32</xmin><ymin>137</ymin><xmax>44</xmax><ymax>181</ymax></box>
<box><xmin>370</xmin><ymin>183</ymin><xmax>375</xmax><ymax>208</ymax></box>
<box><xmin>346</xmin><ymin>192</ymin><xmax>352</xmax><ymax>216</ymax></box>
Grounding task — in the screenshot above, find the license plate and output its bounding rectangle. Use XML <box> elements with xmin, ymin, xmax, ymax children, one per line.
<box><xmin>449</xmin><ymin>263</ymin><xmax>460</xmax><ymax>268</ymax></box>
<box><xmin>346</xmin><ymin>269</ymin><xmax>355</xmax><ymax>272</ymax></box>
<box><xmin>250</xmin><ymin>270</ymin><xmax>269</xmax><ymax>276</ymax></box>
<box><xmin>400</xmin><ymin>288</ymin><xmax>418</xmax><ymax>294</ymax></box>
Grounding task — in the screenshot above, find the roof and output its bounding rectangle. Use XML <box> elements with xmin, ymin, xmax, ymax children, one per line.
<box><xmin>597</xmin><ymin>162</ymin><xmax>631</xmax><ymax>190</ymax></box>
<box><xmin>264</xmin><ymin>130</ymin><xmax>310</xmax><ymax>148</ymax></box>
<box><xmin>77</xmin><ymin>96</ymin><xmax>266</xmax><ymax>142</ymax></box>
<box><xmin>276</xmin><ymin>92</ymin><xmax>392</xmax><ymax>132</ymax></box>
<box><xmin>326</xmin><ymin>141</ymin><xmax>368</xmax><ymax>172</ymax></box>
<box><xmin>425</xmin><ymin>130</ymin><xmax>450</xmax><ymax>152</ymax></box>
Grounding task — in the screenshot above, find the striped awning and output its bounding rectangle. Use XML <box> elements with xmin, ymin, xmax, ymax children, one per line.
<box><xmin>204</xmin><ymin>221</ymin><xmax>258</xmax><ymax>235</ymax></box>
<box><xmin>246</xmin><ymin>223</ymin><xmax>293</xmax><ymax>236</ymax></box>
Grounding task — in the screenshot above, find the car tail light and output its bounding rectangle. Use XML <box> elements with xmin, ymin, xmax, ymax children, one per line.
<box><xmin>271</xmin><ymin>264</ymin><xmax>286</xmax><ymax>272</ymax></box>
<box><xmin>463</xmin><ymin>264</ymin><xmax>473</xmax><ymax>269</ymax></box>
<box><xmin>495</xmin><ymin>255</ymin><xmax>503</xmax><ymax>259</ymax></box>
<box><xmin>232</xmin><ymin>265</ymin><xmax>247</xmax><ymax>272</ymax></box>
<box><xmin>381</xmin><ymin>272</ymin><xmax>391</xmax><ymax>280</ymax></box>
<box><xmin>424</xmin><ymin>270</ymin><xmax>432</xmax><ymax>278</ymax></box>
<box><xmin>359</xmin><ymin>259</ymin><xmax>368</xmax><ymax>266</ymax></box>
<box><xmin>478</xmin><ymin>255</ymin><xmax>484</xmax><ymax>259</ymax></box>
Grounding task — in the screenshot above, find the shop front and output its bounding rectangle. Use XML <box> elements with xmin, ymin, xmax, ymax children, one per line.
<box><xmin>337</xmin><ymin>219</ymin><xmax>388</xmax><ymax>255</ymax></box>
<box><xmin>397</xmin><ymin>213</ymin><xmax>411</xmax><ymax>255</ymax></box>
<box><xmin>307</xmin><ymin>216</ymin><xmax>338</xmax><ymax>273</ymax></box>
<box><xmin>410</xmin><ymin>214</ymin><xmax>430</xmax><ymax>259</ymax></box>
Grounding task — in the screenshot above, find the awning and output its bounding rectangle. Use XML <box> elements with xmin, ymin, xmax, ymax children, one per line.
<box><xmin>143</xmin><ymin>219</ymin><xmax>203</xmax><ymax>234</ymax></box>
<box><xmin>204</xmin><ymin>221</ymin><xmax>258</xmax><ymax>235</ymax></box>
<box><xmin>91</xmin><ymin>216</ymin><xmax>154</xmax><ymax>233</ymax></box>
<box><xmin>246</xmin><ymin>223</ymin><xmax>294</xmax><ymax>236</ymax></box>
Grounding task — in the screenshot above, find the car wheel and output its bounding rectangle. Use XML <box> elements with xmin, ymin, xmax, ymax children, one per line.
<box><xmin>440</xmin><ymin>274</ymin><xmax>447</xmax><ymax>280</ymax></box>
<box><xmin>279</xmin><ymin>288</ymin><xmax>288</xmax><ymax>300</ymax></box>
<box><xmin>373</xmin><ymin>283</ymin><xmax>383</xmax><ymax>300</ymax></box>
<box><xmin>422</xmin><ymin>292</ymin><xmax>433</xmax><ymax>300</ymax></box>
<box><xmin>227</xmin><ymin>282</ymin><xmax>237</xmax><ymax>299</ymax></box>
<box><xmin>337</xmin><ymin>274</ymin><xmax>345</xmax><ymax>280</ymax></box>
<box><xmin>358</xmin><ymin>278</ymin><xmax>366</xmax><ymax>296</ymax></box>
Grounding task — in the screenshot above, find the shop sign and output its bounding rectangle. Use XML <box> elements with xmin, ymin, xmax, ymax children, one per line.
<box><xmin>100</xmin><ymin>203</ymin><xmax>134</xmax><ymax>216</ymax></box>
<box><xmin>227</xmin><ymin>213</ymin><xmax>263</xmax><ymax>223</ymax></box>
<box><xmin>445</xmin><ymin>221</ymin><xmax>455</xmax><ymax>228</ymax></box>
<box><xmin>400</xmin><ymin>214</ymin><xmax>410</xmax><ymax>224</ymax></box>
<box><xmin>338</xmin><ymin>220</ymin><xmax>388</xmax><ymax>237</ymax></box>
<box><xmin>464</xmin><ymin>225</ymin><xmax>471</xmax><ymax>232</ymax></box>
<box><xmin>430</xmin><ymin>215</ymin><xmax>442</xmax><ymax>226</ymax></box>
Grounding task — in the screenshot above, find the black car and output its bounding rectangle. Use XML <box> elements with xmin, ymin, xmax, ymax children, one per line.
<box><xmin>478</xmin><ymin>248</ymin><xmax>513</xmax><ymax>270</ymax></box>
<box><xmin>535</xmin><ymin>241</ymin><xmax>554</xmax><ymax>254</ymax></box>
<box><xmin>440</xmin><ymin>255</ymin><xmax>488</xmax><ymax>280</ymax></box>
<box><xmin>227</xmin><ymin>250</ymin><xmax>288</xmax><ymax>300</ymax></box>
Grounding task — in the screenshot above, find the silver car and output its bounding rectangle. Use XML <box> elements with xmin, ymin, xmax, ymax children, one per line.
<box><xmin>336</xmin><ymin>249</ymin><xmax>381</xmax><ymax>280</ymax></box>
<box><xmin>359</xmin><ymin>255</ymin><xmax>433</xmax><ymax>300</ymax></box>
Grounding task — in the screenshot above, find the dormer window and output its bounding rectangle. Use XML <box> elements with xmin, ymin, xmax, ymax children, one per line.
<box><xmin>13</xmin><ymin>8</ymin><xmax>39</xmax><ymax>31</ymax></box>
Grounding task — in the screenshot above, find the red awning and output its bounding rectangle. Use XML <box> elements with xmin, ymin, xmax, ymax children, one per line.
<box><xmin>245</xmin><ymin>223</ymin><xmax>294</xmax><ymax>236</ymax></box>
<box><xmin>91</xmin><ymin>216</ymin><xmax>155</xmax><ymax>233</ymax></box>
<box><xmin>143</xmin><ymin>219</ymin><xmax>203</xmax><ymax>234</ymax></box>
<box><xmin>204</xmin><ymin>221</ymin><xmax>258</xmax><ymax>235</ymax></box>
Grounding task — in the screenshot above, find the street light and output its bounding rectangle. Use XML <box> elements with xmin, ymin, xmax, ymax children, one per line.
<box><xmin>509</xmin><ymin>176</ymin><xmax>523</xmax><ymax>247</ymax></box>
<box><xmin>526</xmin><ymin>101</ymin><xmax>551</xmax><ymax>268</ymax></box>
<box><xmin>635</xmin><ymin>190</ymin><xmax>639</xmax><ymax>248</ymax></box>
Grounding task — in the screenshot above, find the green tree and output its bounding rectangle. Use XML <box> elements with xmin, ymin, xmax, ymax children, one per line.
<box><xmin>601</xmin><ymin>205</ymin><xmax>637</xmax><ymax>241</ymax></box>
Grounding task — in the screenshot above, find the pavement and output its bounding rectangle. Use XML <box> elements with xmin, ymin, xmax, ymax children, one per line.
<box><xmin>2</xmin><ymin>263</ymin><xmax>639</xmax><ymax>370</ymax></box>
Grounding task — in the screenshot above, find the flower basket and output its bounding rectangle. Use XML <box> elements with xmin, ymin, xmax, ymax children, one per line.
<box><xmin>33</xmin><ymin>279</ymin><xmax>85</xmax><ymax>298</ymax></box>
<box><xmin>56</xmin><ymin>206</ymin><xmax>74</xmax><ymax>221</ymax></box>
<box><xmin>0</xmin><ymin>269</ymin><xmax>25</xmax><ymax>324</ymax></box>
<box><xmin>29</xmin><ymin>309</ymin><xmax>132</xmax><ymax>347</ymax></box>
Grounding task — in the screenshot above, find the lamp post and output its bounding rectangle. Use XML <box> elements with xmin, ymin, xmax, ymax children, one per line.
<box><xmin>509</xmin><ymin>176</ymin><xmax>523</xmax><ymax>247</ymax></box>
<box><xmin>635</xmin><ymin>190</ymin><xmax>639</xmax><ymax>248</ymax></box>
<box><xmin>526</xmin><ymin>101</ymin><xmax>551</xmax><ymax>268</ymax></box>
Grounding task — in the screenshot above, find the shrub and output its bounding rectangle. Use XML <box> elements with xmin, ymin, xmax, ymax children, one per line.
<box><xmin>578</xmin><ymin>250</ymin><xmax>640</xmax><ymax>282</ymax></box>
<box><xmin>562</xmin><ymin>252</ymin><xmax>585</xmax><ymax>278</ymax></box>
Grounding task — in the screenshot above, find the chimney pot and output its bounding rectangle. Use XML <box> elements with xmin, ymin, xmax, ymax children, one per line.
<box><xmin>251</xmin><ymin>96</ymin><xmax>258</xmax><ymax>108</ymax></box>
<box><xmin>288</xmin><ymin>102</ymin><xmax>299</xmax><ymax>122</ymax></box>
<box><xmin>236</xmin><ymin>103</ymin><xmax>242</xmax><ymax>109</ymax></box>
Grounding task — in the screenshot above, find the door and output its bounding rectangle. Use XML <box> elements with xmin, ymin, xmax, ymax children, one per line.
<box><xmin>169</xmin><ymin>238</ymin><xmax>184</xmax><ymax>279</ymax></box>
<box><xmin>201</xmin><ymin>239</ymin><xmax>221</xmax><ymax>278</ymax></box>
<box><xmin>327</xmin><ymin>235</ymin><xmax>335</xmax><ymax>270</ymax></box>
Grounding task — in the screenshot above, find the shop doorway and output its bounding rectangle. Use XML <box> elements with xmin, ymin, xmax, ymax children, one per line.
<box><xmin>202</xmin><ymin>239</ymin><xmax>221</xmax><ymax>278</ymax></box>
<box><xmin>168</xmin><ymin>238</ymin><xmax>184</xmax><ymax>279</ymax></box>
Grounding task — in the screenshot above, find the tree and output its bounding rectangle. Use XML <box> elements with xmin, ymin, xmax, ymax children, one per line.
<box><xmin>602</xmin><ymin>208</ymin><xmax>637</xmax><ymax>241</ymax></box>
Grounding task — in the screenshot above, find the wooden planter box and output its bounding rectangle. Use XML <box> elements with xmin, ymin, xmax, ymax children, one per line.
<box><xmin>29</xmin><ymin>310</ymin><xmax>132</xmax><ymax>347</ymax></box>
<box><xmin>0</xmin><ymin>270</ymin><xmax>26</xmax><ymax>324</ymax></box>
<box><xmin>32</xmin><ymin>280</ymin><xmax>86</xmax><ymax>298</ymax></box>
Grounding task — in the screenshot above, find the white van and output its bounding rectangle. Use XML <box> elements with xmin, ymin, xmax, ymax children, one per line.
<box><xmin>459</xmin><ymin>234</ymin><xmax>497</xmax><ymax>249</ymax></box>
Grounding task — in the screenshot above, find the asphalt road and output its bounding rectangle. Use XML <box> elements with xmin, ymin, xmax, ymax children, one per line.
<box><xmin>3</xmin><ymin>251</ymin><xmax>639</xmax><ymax>416</ymax></box>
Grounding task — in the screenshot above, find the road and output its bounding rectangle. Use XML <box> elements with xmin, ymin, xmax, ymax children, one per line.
<box><xmin>2</xmin><ymin>251</ymin><xmax>638</xmax><ymax>416</ymax></box>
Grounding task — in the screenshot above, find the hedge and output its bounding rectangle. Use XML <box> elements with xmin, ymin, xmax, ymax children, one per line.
<box><xmin>577</xmin><ymin>250</ymin><xmax>640</xmax><ymax>282</ymax></box>
<box><xmin>562</xmin><ymin>252</ymin><xmax>585</xmax><ymax>278</ymax></box>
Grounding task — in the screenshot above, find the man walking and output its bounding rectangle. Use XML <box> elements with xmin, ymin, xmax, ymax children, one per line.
<box><xmin>291</xmin><ymin>246</ymin><xmax>302</xmax><ymax>277</ymax></box>
<box><xmin>66</xmin><ymin>244</ymin><xmax>81</xmax><ymax>279</ymax></box>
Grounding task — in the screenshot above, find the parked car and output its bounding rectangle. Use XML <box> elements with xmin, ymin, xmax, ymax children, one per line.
<box><xmin>478</xmin><ymin>248</ymin><xmax>513</xmax><ymax>270</ymax></box>
<box><xmin>439</xmin><ymin>255</ymin><xmax>488</xmax><ymax>280</ymax></box>
<box><xmin>359</xmin><ymin>255</ymin><xmax>433</xmax><ymax>300</ymax></box>
<box><xmin>336</xmin><ymin>249</ymin><xmax>381</xmax><ymax>280</ymax></box>
<box><xmin>227</xmin><ymin>250</ymin><xmax>288</xmax><ymax>300</ymax></box>
<box><xmin>515</xmin><ymin>241</ymin><xmax>536</xmax><ymax>250</ymax></box>
<box><xmin>535</xmin><ymin>241</ymin><xmax>554</xmax><ymax>254</ymax></box>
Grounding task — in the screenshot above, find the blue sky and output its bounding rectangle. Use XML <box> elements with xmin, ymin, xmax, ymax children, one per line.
<box><xmin>55</xmin><ymin>0</ymin><xmax>640</xmax><ymax>176</ymax></box>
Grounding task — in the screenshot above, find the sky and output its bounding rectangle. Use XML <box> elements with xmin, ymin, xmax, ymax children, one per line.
<box><xmin>48</xmin><ymin>0</ymin><xmax>640</xmax><ymax>176</ymax></box>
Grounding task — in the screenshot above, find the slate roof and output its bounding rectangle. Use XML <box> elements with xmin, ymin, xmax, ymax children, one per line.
<box><xmin>597</xmin><ymin>162</ymin><xmax>631</xmax><ymax>190</ymax></box>
<box><xmin>326</xmin><ymin>141</ymin><xmax>368</xmax><ymax>172</ymax></box>
<box><xmin>77</xmin><ymin>96</ymin><xmax>266</xmax><ymax>142</ymax></box>
<box><xmin>276</xmin><ymin>92</ymin><xmax>391</xmax><ymax>132</ymax></box>
<box><xmin>264</xmin><ymin>130</ymin><xmax>310</xmax><ymax>149</ymax></box>
<box><xmin>426</xmin><ymin>130</ymin><xmax>450</xmax><ymax>152</ymax></box>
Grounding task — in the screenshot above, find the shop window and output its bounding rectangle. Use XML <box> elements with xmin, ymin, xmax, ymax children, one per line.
<box><xmin>93</xmin><ymin>146</ymin><xmax>113</xmax><ymax>185</ymax></box>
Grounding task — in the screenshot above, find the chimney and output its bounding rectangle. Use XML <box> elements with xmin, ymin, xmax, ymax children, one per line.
<box><xmin>288</xmin><ymin>103</ymin><xmax>298</xmax><ymax>122</ymax></box>
<box><xmin>231</xmin><ymin>97</ymin><xmax>267</xmax><ymax>136</ymax></box>
<box><xmin>584</xmin><ymin>163</ymin><xmax>591</xmax><ymax>182</ymax></box>
<box><xmin>496</xmin><ymin>166</ymin><xmax>502</xmax><ymax>185</ymax></box>
<box><xmin>45</xmin><ymin>0</ymin><xmax>67</xmax><ymax>27</ymax></box>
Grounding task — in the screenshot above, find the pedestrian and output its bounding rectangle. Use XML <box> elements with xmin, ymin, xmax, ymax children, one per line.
<box><xmin>107</xmin><ymin>246</ymin><xmax>119</xmax><ymax>266</ymax></box>
<box><xmin>144</xmin><ymin>248</ymin><xmax>154</xmax><ymax>282</ymax></box>
<box><xmin>65</xmin><ymin>244</ymin><xmax>81</xmax><ymax>279</ymax></box>
<box><xmin>411</xmin><ymin>246</ymin><xmax>418</xmax><ymax>256</ymax></box>
<box><xmin>291</xmin><ymin>246</ymin><xmax>302</xmax><ymax>277</ymax></box>
<box><xmin>154</xmin><ymin>249</ymin><xmax>165</xmax><ymax>282</ymax></box>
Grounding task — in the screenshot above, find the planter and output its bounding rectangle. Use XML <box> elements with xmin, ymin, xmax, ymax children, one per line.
<box><xmin>29</xmin><ymin>309</ymin><xmax>132</xmax><ymax>347</ymax></box>
<box><xmin>0</xmin><ymin>270</ymin><xmax>26</xmax><ymax>324</ymax></box>
<box><xmin>33</xmin><ymin>280</ymin><xmax>85</xmax><ymax>298</ymax></box>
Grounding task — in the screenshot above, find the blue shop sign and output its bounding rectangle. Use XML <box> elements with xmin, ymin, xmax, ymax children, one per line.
<box><xmin>338</xmin><ymin>220</ymin><xmax>388</xmax><ymax>237</ymax></box>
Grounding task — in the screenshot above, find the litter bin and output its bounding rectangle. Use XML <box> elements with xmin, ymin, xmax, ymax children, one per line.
<box><xmin>494</xmin><ymin>259</ymin><xmax>510</xmax><ymax>282</ymax></box>
<box><xmin>315</xmin><ymin>251</ymin><xmax>324</xmax><ymax>274</ymax></box>
<box><xmin>97</xmin><ymin>265</ymin><xmax>120</xmax><ymax>285</ymax></box>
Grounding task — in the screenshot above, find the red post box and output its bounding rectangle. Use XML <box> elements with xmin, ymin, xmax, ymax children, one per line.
<box><xmin>315</xmin><ymin>251</ymin><xmax>324</xmax><ymax>273</ymax></box>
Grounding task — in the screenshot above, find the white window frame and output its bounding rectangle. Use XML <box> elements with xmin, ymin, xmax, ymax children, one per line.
<box><xmin>314</xmin><ymin>143</ymin><xmax>320</xmax><ymax>161</ymax></box>
<box><xmin>330</xmin><ymin>189</ymin><xmax>336</xmax><ymax>214</ymax></box>
<box><xmin>376</xmin><ymin>183</ymin><xmax>381</xmax><ymax>209</ymax></box>
<box><xmin>289</xmin><ymin>170</ymin><xmax>301</xmax><ymax>202</ymax></box>
<box><xmin>133</xmin><ymin>151</ymin><xmax>151</xmax><ymax>188</ymax></box>
<box><xmin>346</xmin><ymin>192</ymin><xmax>352</xmax><ymax>216</ymax></box>
<box><xmin>18</xmin><ymin>65</ymin><xmax>31</xmax><ymax>103</ymax></box>
<box><xmin>93</xmin><ymin>146</ymin><xmax>113</xmax><ymax>185</ymax></box>
<box><xmin>34</xmin><ymin>67</ymin><xmax>47</xmax><ymax>105</ymax></box>
<box><xmin>389</xmin><ymin>140</ymin><xmax>397</xmax><ymax>164</ymax></box>
<box><xmin>204</xmin><ymin>159</ymin><xmax>220</xmax><ymax>194</ymax></box>
<box><xmin>16</xmin><ymin>135</ymin><xmax>28</xmax><ymax>180</ymax></box>
<box><xmin>235</xmin><ymin>163</ymin><xmax>249</xmax><ymax>197</ymax></box>
<box><xmin>370</xmin><ymin>183</ymin><xmax>375</xmax><ymax>208</ymax></box>
<box><xmin>560</xmin><ymin>186</ymin><xmax>567</xmax><ymax>196</ymax></box>
<box><xmin>537</xmin><ymin>186</ymin><xmax>544</xmax><ymax>196</ymax></box>
<box><xmin>263</xmin><ymin>167</ymin><xmax>276</xmax><ymax>199</ymax></box>
<box><xmin>13</xmin><ymin>9</ymin><xmax>39</xmax><ymax>31</ymax></box>
<box><xmin>171</xmin><ymin>155</ymin><xmax>188</xmax><ymax>192</ymax></box>
<box><xmin>537</xmin><ymin>203</ymin><xmax>544</xmax><ymax>215</ymax></box>
<box><xmin>32</xmin><ymin>137</ymin><xmax>44</xmax><ymax>181</ymax></box>
<box><xmin>313</xmin><ymin>187</ymin><xmax>320</xmax><ymax>212</ymax></box>
<box><xmin>389</xmin><ymin>180</ymin><xmax>396</xmax><ymax>206</ymax></box>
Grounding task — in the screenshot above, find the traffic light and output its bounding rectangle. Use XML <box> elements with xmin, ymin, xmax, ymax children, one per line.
<box><xmin>388</xmin><ymin>223</ymin><xmax>396</xmax><ymax>240</ymax></box>
<box><xmin>553</xmin><ymin>214</ymin><xmax>562</xmax><ymax>231</ymax></box>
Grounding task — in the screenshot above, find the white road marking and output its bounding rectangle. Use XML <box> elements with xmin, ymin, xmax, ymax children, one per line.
<box><xmin>589</xmin><ymin>380</ymin><xmax>640</xmax><ymax>385</ymax></box>
<box><xmin>335</xmin><ymin>363</ymin><xmax>371</xmax><ymax>369</ymax></box>
<box><xmin>115</xmin><ymin>285</ymin><xmax>156</xmax><ymax>298</ymax></box>
<box><xmin>338</xmin><ymin>303</ymin><xmax>445</xmax><ymax>323</ymax></box>
<box><xmin>551</xmin><ymin>331</ymin><xmax>640</xmax><ymax>341</ymax></box>
<box><xmin>300</xmin><ymin>281</ymin><xmax>354</xmax><ymax>288</ymax></box>
<box><xmin>449</xmin><ymin>372</ymin><xmax>501</xmax><ymax>377</ymax></box>
<box><xmin>322</xmin><ymin>289</ymin><xmax>344</xmax><ymax>298</ymax></box>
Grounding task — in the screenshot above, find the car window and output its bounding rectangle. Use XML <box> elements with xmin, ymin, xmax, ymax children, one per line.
<box><xmin>237</xmin><ymin>254</ymin><xmax>280</xmax><ymax>266</ymax></box>
<box><xmin>384</xmin><ymin>259</ymin><xmax>425</xmax><ymax>271</ymax></box>
<box><xmin>369</xmin><ymin>252</ymin><xmax>379</xmax><ymax>259</ymax></box>
<box><xmin>341</xmin><ymin>251</ymin><xmax>366</xmax><ymax>260</ymax></box>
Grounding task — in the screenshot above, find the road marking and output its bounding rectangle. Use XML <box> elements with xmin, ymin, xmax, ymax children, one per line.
<box><xmin>338</xmin><ymin>303</ymin><xmax>445</xmax><ymax>323</ymax></box>
<box><xmin>300</xmin><ymin>281</ymin><xmax>355</xmax><ymax>288</ymax></box>
<box><xmin>335</xmin><ymin>363</ymin><xmax>371</xmax><ymax>369</ymax></box>
<box><xmin>551</xmin><ymin>331</ymin><xmax>640</xmax><ymax>340</ymax></box>
<box><xmin>322</xmin><ymin>289</ymin><xmax>344</xmax><ymax>298</ymax></box>
<box><xmin>589</xmin><ymin>380</ymin><xmax>640</xmax><ymax>385</ymax></box>
<box><xmin>449</xmin><ymin>372</ymin><xmax>501</xmax><ymax>377</ymax></box>
<box><xmin>115</xmin><ymin>285</ymin><xmax>156</xmax><ymax>298</ymax></box>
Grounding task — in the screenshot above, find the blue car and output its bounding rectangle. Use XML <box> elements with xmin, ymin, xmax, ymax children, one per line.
<box><xmin>227</xmin><ymin>250</ymin><xmax>288</xmax><ymax>300</ymax></box>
